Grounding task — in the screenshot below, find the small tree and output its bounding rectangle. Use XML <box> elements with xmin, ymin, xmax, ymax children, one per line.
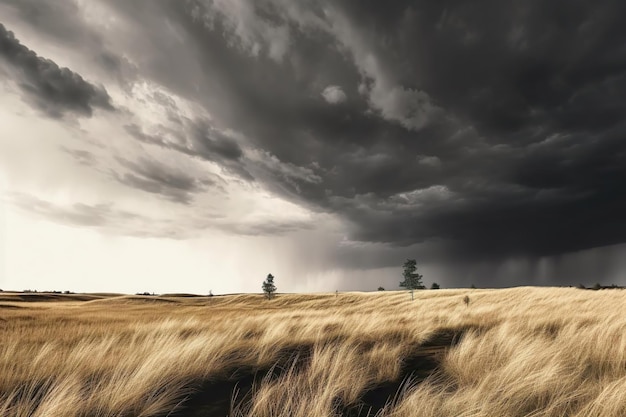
<box><xmin>430</xmin><ymin>282</ymin><xmax>440</xmax><ymax>290</ymax></box>
<box><xmin>262</xmin><ymin>273</ymin><xmax>277</xmax><ymax>299</ymax></box>
<box><xmin>377</xmin><ymin>286</ymin><xmax>385</xmax><ymax>291</ymax></box>
<box><xmin>400</xmin><ymin>259</ymin><xmax>424</xmax><ymax>300</ymax></box>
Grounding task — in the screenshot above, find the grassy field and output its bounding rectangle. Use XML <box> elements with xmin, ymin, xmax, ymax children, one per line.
<box><xmin>1</xmin><ymin>287</ymin><xmax>626</xmax><ymax>417</ymax></box>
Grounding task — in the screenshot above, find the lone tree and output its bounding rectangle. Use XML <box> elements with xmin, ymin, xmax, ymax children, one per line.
<box><xmin>400</xmin><ymin>259</ymin><xmax>424</xmax><ymax>300</ymax></box>
<box><xmin>430</xmin><ymin>282</ymin><xmax>440</xmax><ymax>290</ymax></box>
<box><xmin>262</xmin><ymin>273</ymin><xmax>277</xmax><ymax>299</ymax></box>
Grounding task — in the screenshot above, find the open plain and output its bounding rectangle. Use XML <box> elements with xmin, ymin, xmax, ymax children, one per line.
<box><xmin>1</xmin><ymin>287</ymin><xmax>626</xmax><ymax>417</ymax></box>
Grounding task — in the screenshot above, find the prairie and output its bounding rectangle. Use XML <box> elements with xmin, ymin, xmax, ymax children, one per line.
<box><xmin>1</xmin><ymin>287</ymin><xmax>625</xmax><ymax>417</ymax></box>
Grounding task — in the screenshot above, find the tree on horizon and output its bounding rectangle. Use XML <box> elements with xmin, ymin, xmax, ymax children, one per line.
<box><xmin>400</xmin><ymin>259</ymin><xmax>424</xmax><ymax>300</ymax></box>
<box><xmin>262</xmin><ymin>273</ymin><xmax>277</xmax><ymax>300</ymax></box>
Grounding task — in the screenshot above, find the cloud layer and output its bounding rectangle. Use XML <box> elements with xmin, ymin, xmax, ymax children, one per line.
<box><xmin>0</xmin><ymin>23</ymin><xmax>114</xmax><ymax>118</ymax></box>
<box><xmin>2</xmin><ymin>0</ymin><xmax>626</xmax><ymax>289</ymax></box>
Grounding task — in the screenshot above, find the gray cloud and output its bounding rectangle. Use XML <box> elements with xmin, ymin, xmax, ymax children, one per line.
<box><xmin>6</xmin><ymin>192</ymin><xmax>147</xmax><ymax>233</ymax></box>
<box><xmin>60</xmin><ymin>147</ymin><xmax>96</xmax><ymax>166</ymax></box>
<box><xmin>0</xmin><ymin>23</ymin><xmax>114</xmax><ymax>118</ymax></box>
<box><xmin>188</xmin><ymin>118</ymin><xmax>244</xmax><ymax>161</ymax></box>
<box><xmin>0</xmin><ymin>0</ymin><xmax>94</xmax><ymax>46</ymax></box>
<box><xmin>111</xmin><ymin>156</ymin><xmax>222</xmax><ymax>204</ymax></box>
<box><xmin>124</xmin><ymin>119</ymin><xmax>253</xmax><ymax>181</ymax></box>
<box><xmin>4</xmin><ymin>192</ymin><xmax>212</xmax><ymax>240</ymax></box>
<box><xmin>125</xmin><ymin>118</ymin><xmax>325</xmax><ymax>205</ymax></box>
<box><xmin>4</xmin><ymin>191</ymin><xmax>314</xmax><ymax>241</ymax></box>
<box><xmin>221</xmin><ymin>218</ymin><xmax>315</xmax><ymax>237</ymax></box>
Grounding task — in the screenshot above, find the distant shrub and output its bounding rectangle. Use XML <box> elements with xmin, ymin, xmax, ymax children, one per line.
<box><xmin>377</xmin><ymin>287</ymin><xmax>385</xmax><ymax>291</ymax></box>
<box><xmin>463</xmin><ymin>295</ymin><xmax>470</xmax><ymax>307</ymax></box>
<box><xmin>593</xmin><ymin>283</ymin><xmax>602</xmax><ymax>290</ymax></box>
<box><xmin>577</xmin><ymin>283</ymin><xmax>586</xmax><ymax>289</ymax></box>
<box><xmin>431</xmin><ymin>283</ymin><xmax>440</xmax><ymax>289</ymax></box>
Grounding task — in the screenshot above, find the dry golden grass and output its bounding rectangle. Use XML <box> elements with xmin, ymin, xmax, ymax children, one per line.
<box><xmin>1</xmin><ymin>287</ymin><xmax>626</xmax><ymax>416</ymax></box>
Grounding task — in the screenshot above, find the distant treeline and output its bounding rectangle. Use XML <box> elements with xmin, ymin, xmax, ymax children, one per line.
<box><xmin>577</xmin><ymin>283</ymin><xmax>625</xmax><ymax>290</ymax></box>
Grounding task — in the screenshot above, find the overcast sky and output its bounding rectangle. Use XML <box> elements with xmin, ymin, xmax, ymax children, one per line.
<box><xmin>1</xmin><ymin>0</ymin><xmax>626</xmax><ymax>294</ymax></box>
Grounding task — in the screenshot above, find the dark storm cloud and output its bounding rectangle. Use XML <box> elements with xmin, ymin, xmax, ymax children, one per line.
<box><xmin>188</xmin><ymin>119</ymin><xmax>244</xmax><ymax>161</ymax></box>
<box><xmin>328</xmin><ymin>0</ymin><xmax>626</xmax><ymax>259</ymax></box>
<box><xmin>0</xmin><ymin>23</ymin><xmax>114</xmax><ymax>118</ymax></box>
<box><xmin>112</xmin><ymin>156</ymin><xmax>222</xmax><ymax>204</ymax></box>
<box><xmin>125</xmin><ymin>120</ymin><xmax>253</xmax><ymax>180</ymax></box>
<box><xmin>146</xmin><ymin>0</ymin><xmax>626</xmax><ymax>261</ymax></box>
<box><xmin>380</xmin><ymin>0</ymin><xmax>626</xmax><ymax>139</ymax></box>
<box><xmin>17</xmin><ymin>0</ymin><xmax>622</xmax><ymax>265</ymax></box>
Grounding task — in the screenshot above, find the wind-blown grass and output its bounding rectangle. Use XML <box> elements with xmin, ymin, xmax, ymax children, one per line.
<box><xmin>0</xmin><ymin>287</ymin><xmax>625</xmax><ymax>416</ymax></box>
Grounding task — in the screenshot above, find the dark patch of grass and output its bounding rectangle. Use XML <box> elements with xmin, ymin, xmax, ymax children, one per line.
<box><xmin>171</xmin><ymin>344</ymin><xmax>314</xmax><ymax>417</ymax></box>
<box><xmin>337</xmin><ymin>327</ymin><xmax>469</xmax><ymax>417</ymax></box>
<box><xmin>176</xmin><ymin>327</ymin><xmax>472</xmax><ymax>417</ymax></box>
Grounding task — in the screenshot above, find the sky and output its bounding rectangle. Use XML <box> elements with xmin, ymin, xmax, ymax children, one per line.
<box><xmin>1</xmin><ymin>0</ymin><xmax>626</xmax><ymax>294</ymax></box>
